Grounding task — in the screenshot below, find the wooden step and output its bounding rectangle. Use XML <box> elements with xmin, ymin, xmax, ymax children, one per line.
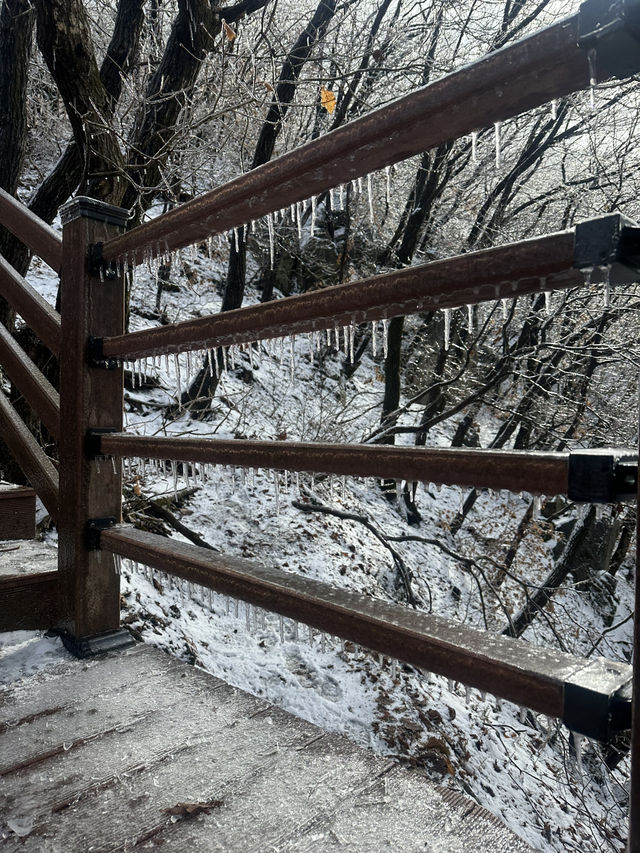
<box><xmin>0</xmin><ymin>484</ymin><xmax>35</xmax><ymax>541</ymax></box>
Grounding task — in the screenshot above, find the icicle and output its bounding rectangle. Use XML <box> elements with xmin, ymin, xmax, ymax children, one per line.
<box><xmin>533</xmin><ymin>494</ymin><xmax>542</xmax><ymax>521</ymax></box>
<box><xmin>329</xmin><ymin>187</ymin><xmax>335</xmax><ymax>208</ymax></box>
<box><xmin>279</xmin><ymin>614</ymin><xmax>284</xmax><ymax>642</ymax></box>
<box><xmin>367</xmin><ymin>173</ymin><xmax>374</xmax><ymax>225</ymax></box>
<box><xmin>357</xmin><ymin>176</ymin><xmax>363</xmax><ymax>193</ymax></box>
<box><xmin>391</xmin><ymin>659</ymin><xmax>397</xmax><ymax>680</ymax></box>
<box><xmin>551</xmin><ymin>99</ymin><xmax>558</xmax><ymax>120</ymax></box>
<box><xmin>334</xmin><ymin>326</ymin><xmax>340</xmax><ymax>350</ymax></box>
<box><xmin>443</xmin><ymin>308</ymin><xmax>451</xmax><ymax>351</ymax></box>
<box><xmin>342</xmin><ymin>326</ymin><xmax>349</xmax><ymax>357</ymax></box>
<box><xmin>587</xmin><ymin>48</ymin><xmax>597</xmax><ymax>110</ymax></box>
<box><xmin>447</xmin><ymin>678</ymin><xmax>455</xmax><ymax>693</ymax></box>
<box><xmin>310</xmin><ymin>195</ymin><xmax>316</xmax><ymax>235</ymax></box>
<box><xmin>382</xmin><ymin>319</ymin><xmax>388</xmax><ymax>358</ymax></box>
<box><xmin>349</xmin><ymin>322</ymin><xmax>355</xmax><ymax>363</ymax></box>
<box><xmin>494</xmin><ymin>122</ymin><xmax>502</xmax><ymax>168</ymax></box>
<box><xmin>544</xmin><ymin>291</ymin><xmax>552</xmax><ymax>316</ymax></box>
<box><xmin>572</xmin><ymin>732</ymin><xmax>584</xmax><ymax>779</ymax></box>
<box><xmin>267</xmin><ymin>213</ymin><xmax>275</xmax><ymax>269</ymax></box>
<box><xmin>603</xmin><ymin>264</ymin><xmax>611</xmax><ymax>308</ymax></box>
<box><xmin>467</xmin><ymin>304</ymin><xmax>474</xmax><ymax>334</ymax></box>
<box><xmin>296</xmin><ymin>202</ymin><xmax>303</xmax><ymax>241</ymax></box>
<box><xmin>465</xmin><ymin>685</ymin><xmax>471</xmax><ymax>703</ymax></box>
<box><xmin>246</xmin><ymin>602</ymin><xmax>251</xmax><ymax>632</ymax></box>
<box><xmin>174</xmin><ymin>354</ymin><xmax>182</xmax><ymax>407</ymax></box>
<box><xmin>471</xmin><ymin>131</ymin><xmax>478</xmax><ymax>163</ymax></box>
<box><xmin>338</xmin><ymin>183</ymin><xmax>345</xmax><ymax>208</ymax></box>
<box><xmin>274</xmin><ymin>469</ymin><xmax>280</xmax><ymax>515</ymax></box>
<box><xmin>519</xmin><ymin>706</ymin><xmax>528</xmax><ymax>725</ymax></box>
<box><xmin>385</xmin><ymin>166</ymin><xmax>391</xmax><ymax>206</ymax></box>
<box><xmin>172</xmin><ymin>461</ymin><xmax>178</xmax><ymax>501</ymax></box>
<box><xmin>501</xmin><ymin>298</ymin><xmax>509</xmax><ymax>321</ymax></box>
<box><xmin>595</xmin><ymin>503</ymin><xmax>604</xmax><ymax>521</ymax></box>
<box><xmin>222</xmin><ymin>346</ymin><xmax>228</xmax><ymax>375</ymax></box>
<box><xmin>371</xmin><ymin>320</ymin><xmax>377</xmax><ymax>356</ymax></box>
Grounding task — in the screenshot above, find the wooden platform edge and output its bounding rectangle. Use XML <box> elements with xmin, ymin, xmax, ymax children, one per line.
<box><xmin>0</xmin><ymin>571</ymin><xmax>58</xmax><ymax>631</ymax></box>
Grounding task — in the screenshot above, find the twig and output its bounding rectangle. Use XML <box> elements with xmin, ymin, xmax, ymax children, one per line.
<box><xmin>292</xmin><ymin>492</ymin><xmax>425</xmax><ymax>609</ymax></box>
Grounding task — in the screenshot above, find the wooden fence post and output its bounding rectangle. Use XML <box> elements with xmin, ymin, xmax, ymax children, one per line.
<box><xmin>57</xmin><ymin>197</ymin><xmax>131</xmax><ymax>654</ymax></box>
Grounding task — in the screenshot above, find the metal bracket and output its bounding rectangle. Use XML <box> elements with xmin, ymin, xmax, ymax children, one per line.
<box><xmin>87</xmin><ymin>242</ymin><xmax>119</xmax><ymax>280</ymax></box>
<box><xmin>87</xmin><ymin>336</ymin><xmax>119</xmax><ymax>370</ymax></box>
<box><xmin>568</xmin><ymin>449</ymin><xmax>637</xmax><ymax>503</ymax></box>
<box><xmin>578</xmin><ymin>0</ymin><xmax>640</xmax><ymax>80</ymax></box>
<box><xmin>85</xmin><ymin>516</ymin><xmax>117</xmax><ymax>550</ymax></box>
<box><xmin>573</xmin><ymin>214</ymin><xmax>640</xmax><ymax>286</ymax></box>
<box><xmin>58</xmin><ymin>628</ymin><xmax>136</xmax><ymax>659</ymax></box>
<box><xmin>86</xmin><ymin>427</ymin><xmax>119</xmax><ymax>459</ymax></box>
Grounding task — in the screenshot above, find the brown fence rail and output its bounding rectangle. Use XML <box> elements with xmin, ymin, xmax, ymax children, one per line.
<box><xmin>0</xmin><ymin>187</ymin><xmax>62</xmax><ymax>273</ymax></box>
<box><xmin>0</xmin><ymin>322</ymin><xmax>59</xmax><ymax>439</ymax></box>
<box><xmin>0</xmin><ymin>390</ymin><xmax>59</xmax><ymax>517</ymax></box>
<box><xmin>101</xmin><ymin>12</ymin><xmax>602</xmax><ymax>267</ymax></box>
<box><xmin>101</xmin><ymin>525</ymin><xmax>632</xmax><ymax>742</ymax></box>
<box><xmin>0</xmin><ymin>255</ymin><xmax>61</xmax><ymax>355</ymax></box>
<box><xmin>99</xmin><ymin>435</ymin><xmax>571</xmax><ymax>496</ymax></box>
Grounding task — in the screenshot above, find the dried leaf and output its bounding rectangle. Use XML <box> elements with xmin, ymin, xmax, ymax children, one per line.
<box><xmin>222</xmin><ymin>20</ymin><xmax>236</xmax><ymax>41</ymax></box>
<box><xmin>320</xmin><ymin>86</ymin><xmax>336</xmax><ymax>114</ymax></box>
<box><xmin>162</xmin><ymin>799</ymin><xmax>224</xmax><ymax>818</ymax></box>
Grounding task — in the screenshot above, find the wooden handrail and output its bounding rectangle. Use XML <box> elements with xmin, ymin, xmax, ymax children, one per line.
<box><xmin>102</xmin><ymin>14</ymin><xmax>593</xmax><ymax>265</ymax></box>
<box><xmin>101</xmin><ymin>231</ymin><xmax>580</xmax><ymax>359</ymax></box>
<box><xmin>99</xmin><ymin>434</ymin><xmax>571</xmax><ymax>497</ymax></box>
<box><xmin>101</xmin><ymin>525</ymin><xmax>631</xmax><ymax>741</ymax></box>
<box><xmin>0</xmin><ymin>255</ymin><xmax>61</xmax><ymax>355</ymax></box>
<box><xmin>0</xmin><ymin>391</ymin><xmax>59</xmax><ymax>517</ymax></box>
<box><xmin>0</xmin><ymin>187</ymin><xmax>62</xmax><ymax>273</ymax></box>
<box><xmin>0</xmin><ymin>323</ymin><xmax>59</xmax><ymax>438</ymax></box>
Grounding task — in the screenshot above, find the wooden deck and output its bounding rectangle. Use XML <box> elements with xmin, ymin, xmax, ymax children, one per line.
<box><xmin>0</xmin><ymin>642</ymin><xmax>537</xmax><ymax>852</ymax></box>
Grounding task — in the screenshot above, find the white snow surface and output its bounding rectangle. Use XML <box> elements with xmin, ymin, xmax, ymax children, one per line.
<box><xmin>1</xmin><ymin>239</ymin><xmax>633</xmax><ymax>853</ymax></box>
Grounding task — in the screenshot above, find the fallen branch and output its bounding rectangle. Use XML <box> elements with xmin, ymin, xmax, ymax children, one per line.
<box><xmin>292</xmin><ymin>492</ymin><xmax>425</xmax><ymax>609</ymax></box>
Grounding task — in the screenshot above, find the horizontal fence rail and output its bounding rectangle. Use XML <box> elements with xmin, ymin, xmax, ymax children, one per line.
<box><xmin>0</xmin><ymin>255</ymin><xmax>61</xmax><ymax>355</ymax></box>
<box><xmin>101</xmin><ymin>525</ymin><xmax>632</xmax><ymax>742</ymax></box>
<box><xmin>0</xmin><ymin>188</ymin><xmax>63</xmax><ymax>273</ymax></box>
<box><xmin>0</xmin><ymin>391</ymin><xmax>59</xmax><ymax>517</ymax></box>
<box><xmin>101</xmin><ymin>14</ymin><xmax>601</xmax><ymax>266</ymax></box>
<box><xmin>101</xmin><ymin>231</ymin><xmax>580</xmax><ymax>359</ymax></box>
<box><xmin>0</xmin><ymin>323</ymin><xmax>59</xmax><ymax>439</ymax></box>
<box><xmin>99</xmin><ymin>216</ymin><xmax>639</xmax><ymax>361</ymax></box>
<box><xmin>99</xmin><ymin>434</ymin><xmax>571</xmax><ymax>497</ymax></box>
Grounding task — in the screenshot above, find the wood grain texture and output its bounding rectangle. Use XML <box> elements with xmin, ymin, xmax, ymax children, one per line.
<box><xmin>1</xmin><ymin>644</ymin><xmax>534</xmax><ymax>852</ymax></box>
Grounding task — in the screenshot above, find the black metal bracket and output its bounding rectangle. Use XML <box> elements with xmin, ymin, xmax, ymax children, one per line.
<box><xmin>86</xmin><ymin>427</ymin><xmax>119</xmax><ymax>459</ymax></box>
<box><xmin>568</xmin><ymin>449</ymin><xmax>637</xmax><ymax>503</ymax></box>
<box><xmin>578</xmin><ymin>0</ymin><xmax>640</xmax><ymax>80</ymax></box>
<box><xmin>87</xmin><ymin>242</ymin><xmax>120</xmax><ymax>280</ymax></box>
<box><xmin>573</xmin><ymin>214</ymin><xmax>640</xmax><ymax>286</ymax></box>
<box><xmin>58</xmin><ymin>628</ymin><xmax>136</xmax><ymax>659</ymax></box>
<box><xmin>85</xmin><ymin>516</ymin><xmax>117</xmax><ymax>550</ymax></box>
<box><xmin>87</xmin><ymin>335</ymin><xmax>119</xmax><ymax>370</ymax></box>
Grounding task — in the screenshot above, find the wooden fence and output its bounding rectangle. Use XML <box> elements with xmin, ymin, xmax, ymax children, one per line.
<box><xmin>0</xmin><ymin>0</ymin><xmax>639</xmax><ymax>847</ymax></box>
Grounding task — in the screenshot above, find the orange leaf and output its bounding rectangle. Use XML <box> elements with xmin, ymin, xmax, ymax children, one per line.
<box><xmin>222</xmin><ymin>20</ymin><xmax>236</xmax><ymax>41</ymax></box>
<box><xmin>320</xmin><ymin>87</ymin><xmax>336</xmax><ymax>114</ymax></box>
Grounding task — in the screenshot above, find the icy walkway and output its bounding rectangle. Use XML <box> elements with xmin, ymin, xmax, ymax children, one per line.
<box><xmin>0</xmin><ymin>640</ymin><xmax>536</xmax><ymax>851</ymax></box>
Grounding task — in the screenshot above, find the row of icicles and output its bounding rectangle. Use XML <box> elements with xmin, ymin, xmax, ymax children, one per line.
<box><xmin>112</xmin><ymin>553</ymin><xmax>589</xmax><ymax>778</ymax></box>
<box><xmin>115</xmin><ymin>90</ymin><xmax>594</xmax><ymax>282</ymax></box>
<box><xmin>115</xmin><ymin>453</ymin><xmax>585</xmax><ymax>523</ymax></box>
<box><xmin>122</xmin><ymin>265</ymin><xmax>614</xmax><ymax>405</ymax></box>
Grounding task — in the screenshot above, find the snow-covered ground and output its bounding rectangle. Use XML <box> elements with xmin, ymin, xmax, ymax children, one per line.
<box><xmin>2</xmin><ymin>239</ymin><xmax>634</xmax><ymax>852</ymax></box>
